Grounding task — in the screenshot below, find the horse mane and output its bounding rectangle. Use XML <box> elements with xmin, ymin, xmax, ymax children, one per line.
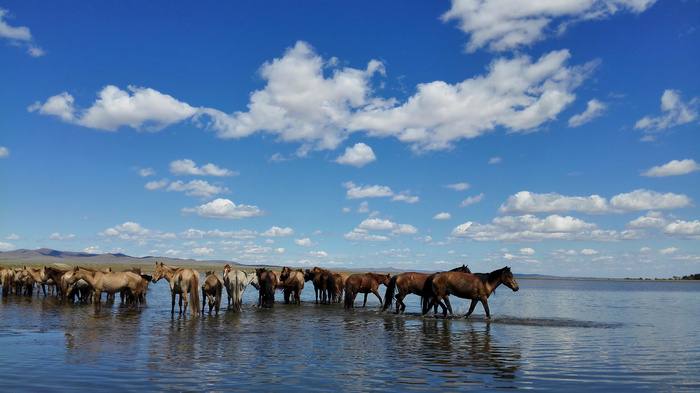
<box><xmin>473</xmin><ymin>266</ymin><xmax>510</xmax><ymax>285</ymax></box>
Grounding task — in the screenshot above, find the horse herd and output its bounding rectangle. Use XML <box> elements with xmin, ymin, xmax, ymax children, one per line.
<box><xmin>0</xmin><ymin>262</ymin><xmax>519</xmax><ymax>319</ymax></box>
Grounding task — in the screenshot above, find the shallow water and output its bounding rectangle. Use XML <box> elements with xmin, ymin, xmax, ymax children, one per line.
<box><xmin>1</xmin><ymin>278</ymin><xmax>698</xmax><ymax>391</ymax></box>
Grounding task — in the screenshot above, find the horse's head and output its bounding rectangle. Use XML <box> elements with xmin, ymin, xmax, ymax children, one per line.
<box><xmin>223</xmin><ymin>264</ymin><xmax>232</xmax><ymax>278</ymax></box>
<box><xmin>280</xmin><ymin>266</ymin><xmax>292</xmax><ymax>282</ymax></box>
<box><xmin>304</xmin><ymin>269</ymin><xmax>315</xmax><ymax>282</ymax></box>
<box><xmin>501</xmin><ymin>267</ymin><xmax>519</xmax><ymax>292</ymax></box>
<box><xmin>249</xmin><ymin>274</ymin><xmax>260</xmax><ymax>290</ymax></box>
<box><xmin>152</xmin><ymin>262</ymin><xmax>164</xmax><ymax>283</ymax></box>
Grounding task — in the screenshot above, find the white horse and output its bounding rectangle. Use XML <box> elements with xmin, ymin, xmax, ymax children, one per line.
<box><xmin>222</xmin><ymin>264</ymin><xmax>259</xmax><ymax>312</ymax></box>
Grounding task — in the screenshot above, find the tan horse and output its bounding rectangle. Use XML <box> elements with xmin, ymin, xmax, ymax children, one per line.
<box><xmin>152</xmin><ymin>262</ymin><xmax>201</xmax><ymax>315</ymax></box>
<box><xmin>222</xmin><ymin>264</ymin><xmax>259</xmax><ymax>312</ymax></box>
<box><xmin>383</xmin><ymin>264</ymin><xmax>471</xmax><ymax>314</ymax></box>
<box><xmin>343</xmin><ymin>272</ymin><xmax>391</xmax><ymax>309</ymax></box>
<box><xmin>331</xmin><ymin>272</ymin><xmax>349</xmax><ymax>303</ymax></box>
<box><xmin>278</xmin><ymin>267</ymin><xmax>305</xmax><ymax>304</ymax></box>
<box><xmin>422</xmin><ymin>266</ymin><xmax>519</xmax><ymax>319</ymax></box>
<box><xmin>69</xmin><ymin>266</ymin><xmax>144</xmax><ymax>305</ymax></box>
<box><xmin>202</xmin><ymin>271</ymin><xmax>224</xmax><ymax>313</ymax></box>
<box><xmin>1</xmin><ymin>266</ymin><xmax>15</xmax><ymax>296</ymax></box>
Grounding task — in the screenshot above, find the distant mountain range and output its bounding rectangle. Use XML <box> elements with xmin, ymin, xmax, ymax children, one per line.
<box><xmin>0</xmin><ymin>248</ymin><xmax>241</xmax><ymax>267</ymax></box>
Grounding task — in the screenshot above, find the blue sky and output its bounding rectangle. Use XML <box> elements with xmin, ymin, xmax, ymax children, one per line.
<box><xmin>1</xmin><ymin>1</ymin><xmax>698</xmax><ymax>278</ymax></box>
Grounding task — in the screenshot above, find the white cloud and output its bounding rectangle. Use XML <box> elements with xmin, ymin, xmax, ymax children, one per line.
<box><xmin>29</xmin><ymin>85</ymin><xmax>199</xmax><ymax>131</ymax></box>
<box><xmin>520</xmin><ymin>247</ymin><xmax>535</xmax><ymax>255</ymax></box>
<box><xmin>198</xmin><ymin>41</ymin><xmax>385</xmax><ymax>152</ymax></box>
<box><xmin>182</xmin><ymin>198</ymin><xmax>263</xmax><ymax>219</ymax></box>
<box><xmin>627</xmin><ymin>211</ymin><xmax>667</xmax><ymax>229</ymax></box>
<box><xmin>167</xmin><ymin>180</ymin><xmax>230</xmax><ymax>200</ymax></box>
<box><xmin>0</xmin><ymin>242</ymin><xmax>15</xmax><ymax>251</ymax></box>
<box><xmin>359</xmin><ymin>218</ymin><xmax>396</xmax><ymax>231</ymax></box>
<box><xmin>441</xmin><ymin>0</ymin><xmax>657</xmax><ymax>52</ymax></box>
<box><xmin>499</xmin><ymin>190</ymin><xmax>691</xmax><ymax>215</ymax></box>
<box><xmin>460</xmin><ymin>193</ymin><xmax>485</xmax><ymax>207</ymax></box>
<box><xmin>261</xmin><ymin>226</ymin><xmax>295</xmax><ymax>237</ymax></box>
<box><xmin>0</xmin><ymin>8</ymin><xmax>44</xmax><ymax>57</ymax></box>
<box><xmin>343</xmin><ymin>229</ymin><xmax>390</xmax><ymax>242</ymax></box>
<box><xmin>434</xmin><ymin>212</ymin><xmax>452</xmax><ymax>220</ymax></box>
<box><xmin>5</xmin><ymin>234</ymin><xmax>20</xmax><ymax>241</ymax></box>
<box><xmin>145</xmin><ymin>178</ymin><xmax>169</xmax><ymax>190</ymax></box>
<box><xmin>294</xmin><ymin>238</ymin><xmax>316</xmax><ymax>247</ymax></box>
<box><xmin>641</xmin><ymin>159</ymin><xmax>700</xmax><ymax>177</ymax></box>
<box><xmin>499</xmin><ymin>191</ymin><xmax>608</xmax><ymax>214</ymax></box>
<box><xmin>49</xmin><ymin>232</ymin><xmax>76</xmax><ymax>241</ymax></box>
<box><xmin>568</xmin><ymin>99</ymin><xmax>607</xmax><ymax>127</ymax></box>
<box><xmin>663</xmin><ymin>220</ymin><xmax>700</xmax><ymax>239</ymax></box>
<box><xmin>353</xmin><ymin>218</ymin><xmax>418</xmax><ymax>238</ymax></box>
<box><xmin>138</xmin><ymin>167</ymin><xmax>155</xmax><ymax>177</ymax></box>
<box><xmin>489</xmin><ymin>157</ymin><xmax>501</xmax><ymax>164</ymax></box>
<box><xmin>634</xmin><ymin>90</ymin><xmax>698</xmax><ymax>131</ymax></box>
<box><xmin>659</xmin><ymin>247</ymin><xmax>679</xmax><ymax>255</ymax></box>
<box><xmin>343</xmin><ymin>181</ymin><xmax>393</xmax><ymax>199</ymax></box>
<box><xmin>446</xmin><ymin>182</ymin><xmax>470</xmax><ymax>191</ymax></box>
<box><xmin>581</xmin><ymin>249</ymin><xmax>599</xmax><ymax>255</ymax></box>
<box><xmin>170</xmin><ymin>159</ymin><xmax>236</xmax><ymax>176</ymax></box>
<box><xmin>352</xmin><ymin>50</ymin><xmax>598</xmax><ymax>152</ymax></box>
<box><xmin>0</xmin><ymin>146</ymin><xmax>9</xmax><ymax>158</ymax></box>
<box><xmin>391</xmin><ymin>192</ymin><xmax>419</xmax><ymax>203</ymax></box>
<box><xmin>84</xmin><ymin>246</ymin><xmax>102</xmax><ymax>254</ymax></box>
<box><xmin>450</xmin><ymin>214</ymin><xmax>630</xmax><ymax>242</ymax></box>
<box><xmin>335</xmin><ymin>142</ymin><xmax>376</xmax><ymax>167</ymax></box>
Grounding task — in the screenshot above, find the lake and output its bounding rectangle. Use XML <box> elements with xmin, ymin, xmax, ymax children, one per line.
<box><xmin>1</xmin><ymin>276</ymin><xmax>699</xmax><ymax>391</ymax></box>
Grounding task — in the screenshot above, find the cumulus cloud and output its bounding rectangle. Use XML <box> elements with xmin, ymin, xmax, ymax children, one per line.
<box><xmin>0</xmin><ymin>242</ymin><xmax>15</xmax><ymax>251</ymax></box>
<box><xmin>352</xmin><ymin>50</ymin><xmax>598</xmax><ymax>152</ymax></box>
<box><xmin>450</xmin><ymin>214</ymin><xmax>629</xmax><ymax>242</ymax></box>
<box><xmin>663</xmin><ymin>220</ymin><xmax>700</xmax><ymax>240</ymax></box>
<box><xmin>198</xmin><ymin>41</ymin><xmax>385</xmax><ymax>152</ymax></box>
<box><xmin>499</xmin><ymin>189</ymin><xmax>691</xmax><ymax>214</ymax></box>
<box><xmin>568</xmin><ymin>99</ymin><xmax>607</xmax><ymax>127</ymax></box>
<box><xmin>434</xmin><ymin>212</ymin><xmax>452</xmax><ymax>220</ymax></box>
<box><xmin>446</xmin><ymin>182</ymin><xmax>470</xmax><ymax>191</ymax></box>
<box><xmin>28</xmin><ymin>85</ymin><xmax>199</xmax><ymax>131</ymax></box>
<box><xmin>346</xmin><ymin>218</ymin><xmax>418</xmax><ymax>241</ymax></box>
<box><xmin>49</xmin><ymin>232</ymin><xmax>76</xmax><ymax>241</ymax></box>
<box><xmin>0</xmin><ymin>8</ymin><xmax>44</xmax><ymax>57</ymax></box>
<box><xmin>166</xmin><ymin>180</ymin><xmax>230</xmax><ymax>200</ymax></box>
<box><xmin>170</xmin><ymin>159</ymin><xmax>237</xmax><ymax>176</ymax></box>
<box><xmin>335</xmin><ymin>142</ymin><xmax>376</xmax><ymax>167</ymax></box>
<box><xmin>0</xmin><ymin>146</ymin><xmax>9</xmax><ymax>158</ymax></box>
<box><xmin>520</xmin><ymin>247</ymin><xmax>535</xmax><ymax>256</ymax></box>
<box><xmin>294</xmin><ymin>238</ymin><xmax>316</xmax><ymax>247</ymax></box>
<box><xmin>182</xmin><ymin>198</ymin><xmax>263</xmax><ymax>219</ymax></box>
<box><xmin>634</xmin><ymin>90</ymin><xmax>698</xmax><ymax>131</ymax></box>
<box><xmin>441</xmin><ymin>0</ymin><xmax>657</xmax><ymax>52</ymax></box>
<box><xmin>261</xmin><ymin>226</ymin><xmax>295</xmax><ymax>237</ymax></box>
<box><xmin>460</xmin><ymin>193</ymin><xmax>485</xmax><ymax>207</ymax></box>
<box><xmin>627</xmin><ymin>211</ymin><xmax>667</xmax><ymax>229</ymax></box>
<box><xmin>641</xmin><ymin>159</ymin><xmax>700</xmax><ymax>177</ymax></box>
<box><xmin>145</xmin><ymin>178</ymin><xmax>170</xmax><ymax>190</ymax></box>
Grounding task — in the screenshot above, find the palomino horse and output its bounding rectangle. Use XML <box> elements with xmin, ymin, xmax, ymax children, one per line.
<box><xmin>202</xmin><ymin>271</ymin><xmax>224</xmax><ymax>313</ymax></box>
<box><xmin>222</xmin><ymin>264</ymin><xmax>259</xmax><ymax>312</ymax></box>
<box><xmin>343</xmin><ymin>272</ymin><xmax>391</xmax><ymax>309</ymax></box>
<box><xmin>1</xmin><ymin>266</ymin><xmax>15</xmax><ymax>296</ymax></box>
<box><xmin>422</xmin><ymin>266</ymin><xmax>519</xmax><ymax>319</ymax></box>
<box><xmin>254</xmin><ymin>268</ymin><xmax>278</xmax><ymax>308</ymax></box>
<box><xmin>152</xmin><ymin>262</ymin><xmax>201</xmax><ymax>315</ymax></box>
<box><xmin>278</xmin><ymin>267</ymin><xmax>305</xmax><ymax>304</ymax></box>
<box><xmin>69</xmin><ymin>266</ymin><xmax>144</xmax><ymax>305</ymax></box>
<box><xmin>383</xmin><ymin>264</ymin><xmax>471</xmax><ymax>314</ymax></box>
<box><xmin>331</xmin><ymin>272</ymin><xmax>349</xmax><ymax>303</ymax></box>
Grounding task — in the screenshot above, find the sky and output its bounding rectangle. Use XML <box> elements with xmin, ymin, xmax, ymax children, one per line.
<box><xmin>1</xmin><ymin>1</ymin><xmax>698</xmax><ymax>278</ymax></box>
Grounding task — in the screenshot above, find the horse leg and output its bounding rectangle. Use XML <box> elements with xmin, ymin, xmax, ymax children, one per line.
<box><xmin>362</xmin><ymin>293</ymin><xmax>368</xmax><ymax>307</ymax></box>
<box><xmin>372</xmin><ymin>290</ymin><xmax>383</xmax><ymax>307</ymax></box>
<box><xmin>171</xmin><ymin>292</ymin><xmax>176</xmax><ymax>314</ymax></box>
<box><xmin>464</xmin><ymin>299</ymin><xmax>479</xmax><ymax>319</ymax></box>
<box><xmin>395</xmin><ymin>294</ymin><xmax>405</xmax><ymax>314</ymax></box>
<box><xmin>481</xmin><ymin>298</ymin><xmax>490</xmax><ymax>319</ymax></box>
<box><xmin>444</xmin><ymin>296</ymin><xmax>454</xmax><ymax>315</ymax></box>
<box><xmin>182</xmin><ymin>293</ymin><xmax>189</xmax><ymax>315</ymax></box>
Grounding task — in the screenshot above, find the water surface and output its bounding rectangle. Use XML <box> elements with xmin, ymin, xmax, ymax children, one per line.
<box><xmin>1</xmin><ymin>278</ymin><xmax>698</xmax><ymax>391</ymax></box>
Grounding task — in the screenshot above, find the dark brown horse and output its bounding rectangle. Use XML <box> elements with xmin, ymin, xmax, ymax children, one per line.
<box><xmin>304</xmin><ymin>269</ymin><xmax>336</xmax><ymax>304</ymax></box>
<box><xmin>382</xmin><ymin>264</ymin><xmax>471</xmax><ymax>314</ymax></box>
<box><xmin>422</xmin><ymin>266</ymin><xmax>519</xmax><ymax>319</ymax></box>
<box><xmin>255</xmin><ymin>268</ymin><xmax>278</xmax><ymax>308</ymax></box>
<box><xmin>343</xmin><ymin>272</ymin><xmax>391</xmax><ymax>309</ymax></box>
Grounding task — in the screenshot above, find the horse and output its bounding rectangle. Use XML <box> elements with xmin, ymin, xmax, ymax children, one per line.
<box><xmin>421</xmin><ymin>266</ymin><xmax>519</xmax><ymax>319</ymax></box>
<box><xmin>201</xmin><ymin>271</ymin><xmax>224</xmax><ymax>313</ymax></box>
<box><xmin>343</xmin><ymin>272</ymin><xmax>391</xmax><ymax>309</ymax></box>
<box><xmin>278</xmin><ymin>267</ymin><xmax>305</xmax><ymax>304</ymax></box>
<box><xmin>254</xmin><ymin>268</ymin><xmax>278</xmax><ymax>308</ymax></box>
<box><xmin>42</xmin><ymin>266</ymin><xmax>68</xmax><ymax>299</ymax></box>
<box><xmin>382</xmin><ymin>264</ymin><xmax>471</xmax><ymax>314</ymax></box>
<box><xmin>304</xmin><ymin>269</ymin><xmax>336</xmax><ymax>304</ymax></box>
<box><xmin>152</xmin><ymin>262</ymin><xmax>201</xmax><ymax>315</ymax></box>
<box><xmin>1</xmin><ymin>266</ymin><xmax>15</xmax><ymax>296</ymax></box>
<box><xmin>222</xmin><ymin>264</ymin><xmax>259</xmax><ymax>312</ymax></box>
<box><xmin>69</xmin><ymin>266</ymin><xmax>144</xmax><ymax>305</ymax></box>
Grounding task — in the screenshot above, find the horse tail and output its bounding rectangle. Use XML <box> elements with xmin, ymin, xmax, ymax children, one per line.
<box><xmin>326</xmin><ymin>274</ymin><xmax>337</xmax><ymax>303</ymax></box>
<box><xmin>421</xmin><ymin>274</ymin><xmax>436</xmax><ymax>315</ymax></box>
<box><xmin>343</xmin><ymin>282</ymin><xmax>352</xmax><ymax>309</ymax></box>
<box><xmin>264</xmin><ymin>274</ymin><xmax>274</xmax><ymax>308</ymax></box>
<box><xmin>190</xmin><ymin>273</ymin><xmax>201</xmax><ymax>316</ymax></box>
<box><xmin>382</xmin><ymin>275</ymin><xmax>398</xmax><ymax>311</ymax></box>
<box><xmin>234</xmin><ymin>274</ymin><xmax>241</xmax><ymax>312</ymax></box>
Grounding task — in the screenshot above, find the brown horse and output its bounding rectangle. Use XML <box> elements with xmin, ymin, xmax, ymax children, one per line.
<box><xmin>343</xmin><ymin>272</ymin><xmax>391</xmax><ymax>309</ymax></box>
<box><xmin>254</xmin><ymin>268</ymin><xmax>278</xmax><ymax>308</ymax></box>
<box><xmin>422</xmin><ymin>266</ymin><xmax>519</xmax><ymax>319</ymax></box>
<box><xmin>331</xmin><ymin>272</ymin><xmax>349</xmax><ymax>303</ymax></box>
<box><xmin>278</xmin><ymin>267</ymin><xmax>305</xmax><ymax>304</ymax></box>
<box><xmin>69</xmin><ymin>266</ymin><xmax>144</xmax><ymax>305</ymax></box>
<box><xmin>152</xmin><ymin>262</ymin><xmax>201</xmax><ymax>315</ymax></box>
<box><xmin>304</xmin><ymin>269</ymin><xmax>336</xmax><ymax>304</ymax></box>
<box><xmin>201</xmin><ymin>271</ymin><xmax>224</xmax><ymax>313</ymax></box>
<box><xmin>383</xmin><ymin>264</ymin><xmax>471</xmax><ymax>314</ymax></box>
